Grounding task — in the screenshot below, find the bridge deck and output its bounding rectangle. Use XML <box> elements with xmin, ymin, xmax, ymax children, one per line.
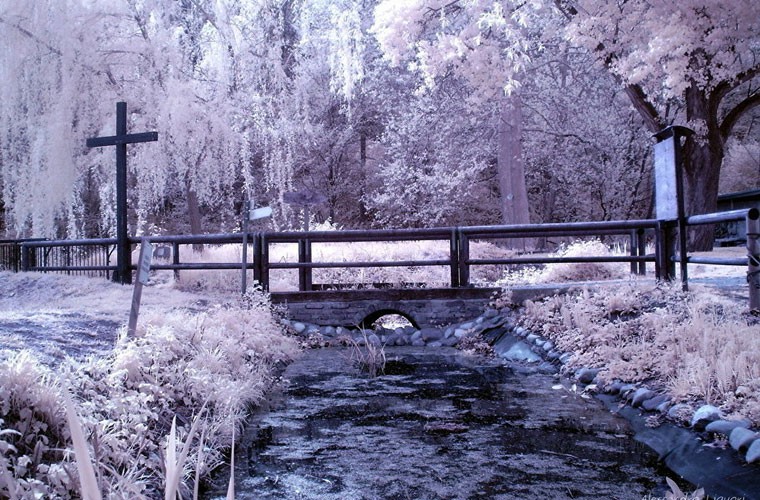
<box><xmin>270</xmin><ymin>287</ymin><xmax>500</xmax><ymax>303</ymax></box>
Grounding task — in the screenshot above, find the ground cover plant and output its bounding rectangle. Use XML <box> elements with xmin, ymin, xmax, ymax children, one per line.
<box><xmin>0</xmin><ymin>273</ymin><xmax>299</xmax><ymax>498</ymax></box>
<box><xmin>516</xmin><ymin>282</ymin><xmax>760</xmax><ymax>424</ymax></box>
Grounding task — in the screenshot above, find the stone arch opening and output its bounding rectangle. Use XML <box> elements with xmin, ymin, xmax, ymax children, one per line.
<box><xmin>359</xmin><ymin>309</ymin><xmax>420</xmax><ymax>330</ymax></box>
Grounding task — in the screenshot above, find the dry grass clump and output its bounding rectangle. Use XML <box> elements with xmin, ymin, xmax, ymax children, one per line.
<box><xmin>518</xmin><ymin>282</ymin><xmax>760</xmax><ymax>423</ymax></box>
<box><xmin>0</xmin><ymin>291</ymin><xmax>299</xmax><ymax>498</ymax></box>
<box><xmin>497</xmin><ymin>239</ymin><xmax>630</xmax><ymax>286</ymax></box>
<box><xmin>345</xmin><ymin>330</ymin><xmax>387</xmax><ymax>378</ymax></box>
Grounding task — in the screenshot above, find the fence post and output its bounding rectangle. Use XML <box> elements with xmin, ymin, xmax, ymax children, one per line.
<box><xmin>637</xmin><ymin>228</ymin><xmax>647</xmax><ymax>276</ymax></box>
<box><xmin>21</xmin><ymin>244</ymin><xmax>30</xmax><ymax>272</ymax></box>
<box><xmin>298</xmin><ymin>238</ymin><xmax>312</xmax><ymax>291</ymax></box>
<box><xmin>260</xmin><ymin>233</ymin><xmax>269</xmax><ymax>291</ymax></box>
<box><xmin>458</xmin><ymin>230</ymin><xmax>470</xmax><ymax>287</ymax></box>
<box><xmin>629</xmin><ymin>230</ymin><xmax>637</xmax><ymax>276</ymax></box>
<box><xmin>172</xmin><ymin>242</ymin><xmax>180</xmax><ymax>281</ymax></box>
<box><xmin>747</xmin><ymin>208</ymin><xmax>760</xmax><ymax>313</ymax></box>
<box><xmin>241</xmin><ymin>231</ymin><xmax>249</xmax><ymax>295</ymax></box>
<box><xmin>253</xmin><ymin>232</ymin><xmax>263</xmax><ymax>287</ymax></box>
<box><xmin>655</xmin><ymin>221</ymin><xmax>677</xmax><ymax>281</ymax></box>
<box><xmin>450</xmin><ymin>229</ymin><xmax>460</xmax><ymax>287</ymax></box>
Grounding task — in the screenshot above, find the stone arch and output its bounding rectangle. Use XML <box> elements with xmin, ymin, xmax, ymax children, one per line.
<box><xmin>358</xmin><ymin>307</ymin><xmax>420</xmax><ymax>330</ymax></box>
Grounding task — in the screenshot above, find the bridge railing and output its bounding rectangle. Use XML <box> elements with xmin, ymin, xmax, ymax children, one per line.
<box><xmin>663</xmin><ymin>208</ymin><xmax>759</xmax><ymax>309</ymax></box>
<box><xmin>457</xmin><ymin>219</ymin><xmax>657</xmax><ymax>286</ymax></box>
<box><xmin>1</xmin><ymin>239</ymin><xmax>45</xmax><ymax>272</ymax></box>
<box><xmin>4</xmin><ymin>209</ymin><xmax>757</xmax><ymax>310</ymax></box>
<box><xmin>260</xmin><ymin>221</ymin><xmax>657</xmax><ymax>290</ymax></box>
<box><xmin>261</xmin><ymin>227</ymin><xmax>458</xmax><ymax>291</ymax></box>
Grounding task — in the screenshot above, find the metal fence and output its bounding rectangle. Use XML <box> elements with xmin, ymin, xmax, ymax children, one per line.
<box><xmin>17</xmin><ymin>238</ymin><xmax>116</xmax><ymax>278</ymax></box>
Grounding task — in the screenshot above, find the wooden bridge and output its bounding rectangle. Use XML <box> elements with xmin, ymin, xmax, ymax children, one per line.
<box><xmin>2</xmin><ymin>208</ymin><xmax>758</xmax><ymax>326</ymax></box>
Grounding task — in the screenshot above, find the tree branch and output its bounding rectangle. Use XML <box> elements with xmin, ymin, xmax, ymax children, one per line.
<box><xmin>720</xmin><ymin>91</ymin><xmax>760</xmax><ymax>140</ymax></box>
<box><xmin>623</xmin><ymin>84</ymin><xmax>666</xmax><ymax>133</ymax></box>
<box><xmin>547</xmin><ymin>2</ymin><xmax>665</xmax><ymax>133</ymax></box>
<box><xmin>0</xmin><ymin>16</ymin><xmax>61</xmax><ymax>56</ymax></box>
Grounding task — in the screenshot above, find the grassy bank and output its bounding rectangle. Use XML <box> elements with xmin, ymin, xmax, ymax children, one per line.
<box><xmin>515</xmin><ymin>281</ymin><xmax>760</xmax><ymax>425</ymax></box>
<box><xmin>0</xmin><ymin>273</ymin><xmax>299</xmax><ymax>498</ymax></box>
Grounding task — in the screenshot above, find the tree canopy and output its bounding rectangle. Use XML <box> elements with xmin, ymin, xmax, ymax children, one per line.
<box><xmin>1</xmin><ymin>0</ymin><xmax>758</xmax><ymax>242</ymax></box>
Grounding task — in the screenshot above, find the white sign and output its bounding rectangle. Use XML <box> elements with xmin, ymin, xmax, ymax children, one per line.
<box><xmin>249</xmin><ymin>206</ymin><xmax>273</xmax><ymax>221</ymax></box>
<box><xmin>137</xmin><ymin>241</ymin><xmax>153</xmax><ymax>284</ymax></box>
<box><xmin>654</xmin><ymin>136</ymin><xmax>679</xmax><ymax>221</ymax></box>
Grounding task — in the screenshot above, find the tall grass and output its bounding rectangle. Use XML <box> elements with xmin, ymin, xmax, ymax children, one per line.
<box><xmin>519</xmin><ymin>282</ymin><xmax>760</xmax><ymax>423</ymax></box>
<box><xmin>346</xmin><ymin>330</ymin><xmax>387</xmax><ymax>378</ymax></box>
<box><xmin>0</xmin><ymin>290</ymin><xmax>299</xmax><ymax>498</ymax></box>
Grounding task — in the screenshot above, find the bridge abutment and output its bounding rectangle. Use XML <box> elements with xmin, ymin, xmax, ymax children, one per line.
<box><xmin>270</xmin><ymin>288</ymin><xmax>500</xmax><ymax>329</ymax></box>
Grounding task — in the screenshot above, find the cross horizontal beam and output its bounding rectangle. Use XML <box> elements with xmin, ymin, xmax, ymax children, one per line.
<box><xmin>86</xmin><ymin>131</ymin><xmax>158</xmax><ymax>148</ymax></box>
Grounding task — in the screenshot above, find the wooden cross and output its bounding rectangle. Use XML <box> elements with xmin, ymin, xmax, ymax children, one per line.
<box><xmin>86</xmin><ymin>102</ymin><xmax>158</xmax><ymax>284</ymax></box>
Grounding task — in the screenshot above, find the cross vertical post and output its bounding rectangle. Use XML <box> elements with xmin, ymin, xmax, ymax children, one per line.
<box><xmin>87</xmin><ymin>102</ymin><xmax>158</xmax><ymax>284</ymax></box>
<box><xmin>115</xmin><ymin>102</ymin><xmax>128</xmax><ymax>285</ymax></box>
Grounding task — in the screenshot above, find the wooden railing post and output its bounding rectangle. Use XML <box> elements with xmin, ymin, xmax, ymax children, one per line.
<box><xmin>298</xmin><ymin>237</ymin><xmax>312</xmax><ymax>291</ymax></box>
<box><xmin>629</xmin><ymin>230</ymin><xmax>637</xmax><ymax>276</ymax></box>
<box><xmin>458</xmin><ymin>230</ymin><xmax>470</xmax><ymax>287</ymax></box>
<box><xmin>21</xmin><ymin>243</ymin><xmax>30</xmax><ymax>272</ymax></box>
<box><xmin>637</xmin><ymin>228</ymin><xmax>647</xmax><ymax>276</ymax></box>
<box><xmin>747</xmin><ymin>208</ymin><xmax>760</xmax><ymax>313</ymax></box>
<box><xmin>450</xmin><ymin>229</ymin><xmax>460</xmax><ymax>287</ymax></box>
<box><xmin>253</xmin><ymin>232</ymin><xmax>263</xmax><ymax>287</ymax></box>
<box><xmin>260</xmin><ymin>233</ymin><xmax>269</xmax><ymax>291</ymax></box>
<box><xmin>241</xmin><ymin>230</ymin><xmax>249</xmax><ymax>295</ymax></box>
<box><xmin>172</xmin><ymin>242</ymin><xmax>180</xmax><ymax>281</ymax></box>
<box><xmin>655</xmin><ymin>221</ymin><xmax>677</xmax><ymax>281</ymax></box>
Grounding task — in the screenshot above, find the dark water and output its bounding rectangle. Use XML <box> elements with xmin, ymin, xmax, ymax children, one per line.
<box><xmin>206</xmin><ymin>347</ymin><xmax>676</xmax><ymax>499</ymax></box>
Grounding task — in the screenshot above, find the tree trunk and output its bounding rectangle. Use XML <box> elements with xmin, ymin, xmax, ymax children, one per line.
<box><xmin>498</xmin><ymin>93</ymin><xmax>531</xmax><ymax>250</ymax></box>
<box><xmin>682</xmin><ymin>84</ymin><xmax>725</xmax><ymax>251</ymax></box>
<box><xmin>185</xmin><ymin>177</ymin><xmax>204</xmax><ymax>251</ymax></box>
<box><xmin>358</xmin><ymin>132</ymin><xmax>368</xmax><ymax>222</ymax></box>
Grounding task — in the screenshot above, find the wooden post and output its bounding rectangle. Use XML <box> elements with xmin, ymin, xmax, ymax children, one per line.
<box><xmin>298</xmin><ymin>238</ymin><xmax>312</xmax><ymax>291</ymax></box>
<box><xmin>629</xmin><ymin>230</ymin><xmax>637</xmax><ymax>276</ymax></box>
<box><xmin>260</xmin><ymin>233</ymin><xmax>269</xmax><ymax>291</ymax></box>
<box><xmin>253</xmin><ymin>232</ymin><xmax>263</xmax><ymax>286</ymax></box>
<box><xmin>127</xmin><ymin>239</ymin><xmax>152</xmax><ymax>336</ymax></box>
<box><xmin>458</xmin><ymin>230</ymin><xmax>470</xmax><ymax>287</ymax></box>
<box><xmin>653</xmin><ymin>126</ymin><xmax>693</xmax><ymax>288</ymax></box>
<box><xmin>747</xmin><ymin>208</ymin><xmax>760</xmax><ymax>313</ymax></box>
<box><xmin>242</xmin><ymin>201</ymin><xmax>250</xmax><ymax>295</ymax></box>
<box><xmin>172</xmin><ymin>242</ymin><xmax>180</xmax><ymax>281</ymax></box>
<box><xmin>637</xmin><ymin>228</ymin><xmax>647</xmax><ymax>276</ymax></box>
<box><xmin>21</xmin><ymin>243</ymin><xmax>30</xmax><ymax>272</ymax></box>
<box><xmin>450</xmin><ymin>229</ymin><xmax>460</xmax><ymax>288</ymax></box>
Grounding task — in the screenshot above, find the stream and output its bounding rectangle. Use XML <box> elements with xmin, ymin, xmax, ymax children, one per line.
<box><xmin>206</xmin><ymin>347</ymin><xmax>677</xmax><ymax>500</ymax></box>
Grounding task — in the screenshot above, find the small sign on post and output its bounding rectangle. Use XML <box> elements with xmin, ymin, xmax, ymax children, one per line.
<box><xmin>283</xmin><ymin>190</ymin><xmax>327</xmax><ymax>231</ymax></box>
<box><xmin>128</xmin><ymin>239</ymin><xmax>152</xmax><ymax>336</ymax></box>
<box><xmin>249</xmin><ymin>206</ymin><xmax>273</xmax><ymax>221</ymax></box>
<box><xmin>653</xmin><ymin>126</ymin><xmax>693</xmax><ymax>289</ymax></box>
<box><xmin>242</xmin><ymin>201</ymin><xmax>272</xmax><ymax>294</ymax></box>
